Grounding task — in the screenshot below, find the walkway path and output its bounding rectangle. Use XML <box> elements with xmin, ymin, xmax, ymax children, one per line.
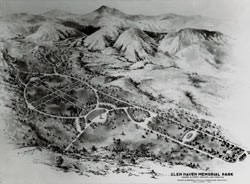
<box><xmin>4</xmin><ymin>51</ymin><xmax>246</xmax><ymax>162</ymax></box>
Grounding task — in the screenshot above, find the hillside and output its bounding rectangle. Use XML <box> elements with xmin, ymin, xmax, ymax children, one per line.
<box><xmin>77</xmin><ymin>6</ymin><xmax>229</xmax><ymax>34</ymax></box>
<box><xmin>84</xmin><ymin>26</ymin><xmax>121</xmax><ymax>51</ymax></box>
<box><xmin>26</xmin><ymin>22</ymin><xmax>84</xmax><ymax>42</ymax></box>
<box><xmin>114</xmin><ymin>28</ymin><xmax>157</xmax><ymax>62</ymax></box>
<box><xmin>158</xmin><ymin>28</ymin><xmax>229</xmax><ymax>72</ymax></box>
<box><xmin>158</xmin><ymin>28</ymin><xmax>226</xmax><ymax>55</ymax></box>
<box><xmin>0</xmin><ymin>22</ymin><xmax>27</xmax><ymax>39</ymax></box>
<box><xmin>80</xmin><ymin>5</ymin><xmax>127</xmax><ymax>25</ymax></box>
<box><xmin>0</xmin><ymin>13</ymin><xmax>47</xmax><ymax>25</ymax></box>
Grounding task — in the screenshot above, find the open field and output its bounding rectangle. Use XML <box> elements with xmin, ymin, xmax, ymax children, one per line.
<box><xmin>24</xmin><ymin>75</ymin><xmax>98</xmax><ymax>118</ymax></box>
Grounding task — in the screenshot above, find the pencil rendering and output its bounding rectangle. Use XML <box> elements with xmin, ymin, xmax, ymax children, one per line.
<box><xmin>0</xmin><ymin>1</ymin><xmax>249</xmax><ymax>183</ymax></box>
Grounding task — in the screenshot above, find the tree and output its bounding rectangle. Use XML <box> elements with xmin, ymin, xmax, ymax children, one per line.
<box><xmin>112</xmin><ymin>138</ymin><xmax>124</xmax><ymax>158</ymax></box>
<box><xmin>131</xmin><ymin>157</ymin><xmax>136</xmax><ymax>165</ymax></box>
<box><xmin>118</xmin><ymin>159</ymin><xmax>125</xmax><ymax>166</ymax></box>
<box><xmin>138</xmin><ymin>143</ymin><xmax>150</xmax><ymax>157</ymax></box>
<box><xmin>82</xmin><ymin>146</ymin><xmax>88</xmax><ymax>153</ymax></box>
<box><xmin>91</xmin><ymin>145</ymin><xmax>97</xmax><ymax>152</ymax></box>
<box><xmin>55</xmin><ymin>155</ymin><xmax>64</xmax><ymax>167</ymax></box>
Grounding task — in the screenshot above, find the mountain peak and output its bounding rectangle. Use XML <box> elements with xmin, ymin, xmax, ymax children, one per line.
<box><xmin>98</xmin><ymin>5</ymin><xmax>110</xmax><ymax>10</ymax></box>
<box><xmin>95</xmin><ymin>5</ymin><xmax>114</xmax><ymax>11</ymax></box>
<box><xmin>94</xmin><ymin>5</ymin><xmax>126</xmax><ymax>16</ymax></box>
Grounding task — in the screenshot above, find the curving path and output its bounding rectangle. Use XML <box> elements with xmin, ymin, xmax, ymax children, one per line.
<box><xmin>5</xmin><ymin>51</ymin><xmax>247</xmax><ymax>163</ymax></box>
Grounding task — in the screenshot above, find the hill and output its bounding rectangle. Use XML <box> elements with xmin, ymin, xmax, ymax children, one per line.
<box><xmin>77</xmin><ymin>6</ymin><xmax>228</xmax><ymax>34</ymax></box>
<box><xmin>26</xmin><ymin>22</ymin><xmax>85</xmax><ymax>42</ymax></box>
<box><xmin>84</xmin><ymin>26</ymin><xmax>121</xmax><ymax>51</ymax></box>
<box><xmin>114</xmin><ymin>28</ymin><xmax>157</xmax><ymax>62</ymax></box>
<box><xmin>158</xmin><ymin>28</ymin><xmax>229</xmax><ymax>72</ymax></box>
<box><xmin>158</xmin><ymin>28</ymin><xmax>226</xmax><ymax>55</ymax></box>
<box><xmin>0</xmin><ymin>22</ymin><xmax>27</xmax><ymax>39</ymax></box>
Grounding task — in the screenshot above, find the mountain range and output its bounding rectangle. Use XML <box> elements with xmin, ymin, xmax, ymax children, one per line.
<box><xmin>0</xmin><ymin>6</ymin><xmax>230</xmax><ymax>66</ymax></box>
<box><xmin>0</xmin><ymin>5</ymin><xmax>235</xmax><ymax>115</ymax></box>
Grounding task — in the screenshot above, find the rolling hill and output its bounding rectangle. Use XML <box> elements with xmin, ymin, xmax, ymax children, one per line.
<box><xmin>114</xmin><ymin>28</ymin><xmax>157</xmax><ymax>62</ymax></box>
<box><xmin>84</xmin><ymin>26</ymin><xmax>121</xmax><ymax>51</ymax></box>
<box><xmin>0</xmin><ymin>22</ymin><xmax>27</xmax><ymax>39</ymax></box>
<box><xmin>158</xmin><ymin>28</ymin><xmax>226</xmax><ymax>55</ymax></box>
<box><xmin>26</xmin><ymin>22</ymin><xmax>85</xmax><ymax>42</ymax></box>
<box><xmin>0</xmin><ymin>5</ymin><xmax>235</xmax><ymax>117</ymax></box>
<box><xmin>158</xmin><ymin>28</ymin><xmax>229</xmax><ymax>72</ymax></box>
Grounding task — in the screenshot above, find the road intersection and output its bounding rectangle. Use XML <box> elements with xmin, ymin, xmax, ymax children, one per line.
<box><xmin>3</xmin><ymin>50</ymin><xmax>247</xmax><ymax>163</ymax></box>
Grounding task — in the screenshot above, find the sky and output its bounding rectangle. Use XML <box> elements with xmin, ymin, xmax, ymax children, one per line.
<box><xmin>0</xmin><ymin>0</ymin><xmax>249</xmax><ymax>20</ymax></box>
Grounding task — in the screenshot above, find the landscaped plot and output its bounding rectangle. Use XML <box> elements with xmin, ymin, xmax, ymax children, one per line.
<box><xmin>182</xmin><ymin>131</ymin><xmax>198</xmax><ymax>143</ymax></box>
<box><xmin>127</xmin><ymin>107</ymin><xmax>150</xmax><ymax>122</ymax></box>
<box><xmin>79</xmin><ymin>105</ymin><xmax>97</xmax><ymax>116</ymax></box>
<box><xmin>148</xmin><ymin>115</ymin><xmax>189</xmax><ymax>141</ymax></box>
<box><xmin>73</xmin><ymin>109</ymin><xmax>211</xmax><ymax>168</ymax></box>
<box><xmin>108</xmin><ymin>109</ymin><xmax>131</xmax><ymax>126</ymax></box>
<box><xmin>44</xmin><ymin>53</ymin><xmax>61</xmax><ymax>65</ymax></box>
<box><xmin>97</xmin><ymin>92</ymin><xmax>131</xmax><ymax>108</ymax></box>
<box><xmin>31</xmin><ymin>93</ymin><xmax>58</xmax><ymax>107</ymax></box>
<box><xmin>35</xmin><ymin>96</ymin><xmax>82</xmax><ymax>117</ymax></box>
<box><xmin>147</xmin><ymin>116</ymin><xmax>245</xmax><ymax>163</ymax></box>
<box><xmin>187</xmin><ymin>133</ymin><xmax>245</xmax><ymax>163</ymax></box>
<box><xmin>98</xmin><ymin>103</ymin><xmax>115</xmax><ymax>110</ymax></box>
<box><xmin>66</xmin><ymin>85</ymin><xmax>97</xmax><ymax>107</ymax></box>
<box><xmin>39</xmin><ymin>75</ymin><xmax>79</xmax><ymax>90</ymax></box>
<box><xmin>86</xmin><ymin>109</ymin><xmax>107</xmax><ymax>123</ymax></box>
<box><xmin>31</xmin><ymin>115</ymin><xmax>79</xmax><ymax>150</ymax></box>
<box><xmin>149</xmin><ymin>116</ymin><xmax>246</xmax><ymax>164</ymax></box>
<box><xmin>25</xmin><ymin>75</ymin><xmax>98</xmax><ymax>118</ymax></box>
<box><xmin>25</xmin><ymin>82</ymin><xmax>51</xmax><ymax>102</ymax></box>
<box><xmin>33</xmin><ymin>45</ymin><xmax>72</xmax><ymax>66</ymax></box>
<box><xmin>62</xmin><ymin>80</ymin><xmax>82</xmax><ymax>91</ymax></box>
<box><xmin>77</xmin><ymin>109</ymin><xmax>134</xmax><ymax>146</ymax></box>
<box><xmin>12</xmin><ymin>59</ymin><xmax>30</xmax><ymax>72</ymax></box>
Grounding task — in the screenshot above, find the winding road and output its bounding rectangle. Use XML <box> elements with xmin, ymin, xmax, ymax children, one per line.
<box><xmin>4</xmin><ymin>50</ymin><xmax>247</xmax><ymax>163</ymax></box>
